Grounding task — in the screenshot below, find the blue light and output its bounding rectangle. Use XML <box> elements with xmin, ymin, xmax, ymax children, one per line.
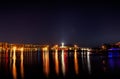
<box><xmin>108</xmin><ymin>52</ymin><xmax>113</xmax><ymax>58</ymax></box>
<box><xmin>108</xmin><ymin>51</ymin><xmax>120</xmax><ymax>58</ymax></box>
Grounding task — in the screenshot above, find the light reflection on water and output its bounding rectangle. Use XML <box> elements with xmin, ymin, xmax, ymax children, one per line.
<box><xmin>74</xmin><ymin>50</ymin><xmax>79</xmax><ymax>75</ymax></box>
<box><xmin>43</xmin><ymin>50</ymin><xmax>49</xmax><ymax>76</ymax></box>
<box><xmin>20</xmin><ymin>48</ymin><xmax>24</xmax><ymax>79</ymax></box>
<box><xmin>0</xmin><ymin>50</ymin><xmax>120</xmax><ymax>79</ymax></box>
<box><xmin>61</xmin><ymin>50</ymin><xmax>65</xmax><ymax>75</ymax></box>
<box><xmin>12</xmin><ymin>48</ymin><xmax>17</xmax><ymax>79</ymax></box>
<box><xmin>55</xmin><ymin>50</ymin><xmax>59</xmax><ymax>75</ymax></box>
<box><xmin>87</xmin><ymin>51</ymin><xmax>91</xmax><ymax>74</ymax></box>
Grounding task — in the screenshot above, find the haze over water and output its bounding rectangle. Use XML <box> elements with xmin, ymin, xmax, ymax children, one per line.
<box><xmin>0</xmin><ymin>49</ymin><xmax>120</xmax><ymax>79</ymax></box>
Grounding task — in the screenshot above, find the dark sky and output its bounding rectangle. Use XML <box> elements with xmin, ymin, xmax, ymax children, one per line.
<box><xmin>0</xmin><ymin>1</ymin><xmax>120</xmax><ymax>47</ymax></box>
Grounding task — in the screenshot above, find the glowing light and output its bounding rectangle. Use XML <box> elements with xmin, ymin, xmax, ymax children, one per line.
<box><xmin>69</xmin><ymin>48</ymin><xmax>72</xmax><ymax>50</ymax></box>
<box><xmin>55</xmin><ymin>45</ymin><xmax>58</xmax><ymax>50</ymax></box>
<box><xmin>87</xmin><ymin>52</ymin><xmax>91</xmax><ymax>74</ymax></box>
<box><xmin>55</xmin><ymin>50</ymin><xmax>59</xmax><ymax>75</ymax></box>
<box><xmin>87</xmin><ymin>51</ymin><xmax>90</xmax><ymax>56</ymax></box>
<box><xmin>13</xmin><ymin>47</ymin><xmax>16</xmax><ymax>60</ymax></box>
<box><xmin>74</xmin><ymin>45</ymin><xmax>77</xmax><ymax>48</ymax></box>
<box><xmin>74</xmin><ymin>49</ymin><xmax>77</xmax><ymax>52</ymax></box>
<box><xmin>55</xmin><ymin>45</ymin><xmax>58</xmax><ymax>48</ymax></box>
<box><xmin>61</xmin><ymin>42</ymin><xmax>64</xmax><ymax>47</ymax></box>
<box><xmin>87</xmin><ymin>48</ymin><xmax>91</xmax><ymax>51</ymax></box>
<box><xmin>43</xmin><ymin>47</ymin><xmax>48</xmax><ymax>51</ymax></box>
<box><xmin>108</xmin><ymin>51</ymin><xmax>120</xmax><ymax>57</ymax></box>
<box><xmin>20</xmin><ymin>47</ymin><xmax>24</xmax><ymax>52</ymax></box>
<box><xmin>74</xmin><ymin>50</ymin><xmax>79</xmax><ymax>74</ymax></box>
<box><xmin>61</xmin><ymin>50</ymin><xmax>65</xmax><ymax>75</ymax></box>
<box><xmin>20</xmin><ymin>49</ymin><xmax>24</xmax><ymax>79</ymax></box>
<box><xmin>13</xmin><ymin>46</ymin><xmax>16</xmax><ymax>51</ymax></box>
<box><xmin>81</xmin><ymin>48</ymin><xmax>83</xmax><ymax>50</ymax></box>
<box><xmin>55</xmin><ymin>49</ymin><xmax>58</xmax><ymax>53</ymax></box>
<box><xmin>43</xmin><ymin>51</ymin><xmax>49</xmax><ymax>76</ymax></box>
<box><xmin>12</xmin><ymin>48</ymin><xmax>17</xmax><ymax>79</ymax></box>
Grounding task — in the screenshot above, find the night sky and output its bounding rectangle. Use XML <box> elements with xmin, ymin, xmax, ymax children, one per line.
<box><xmin>0</xmin><ymin>1</ymin><xmax>120</xmax><ymax>47</ymax></box>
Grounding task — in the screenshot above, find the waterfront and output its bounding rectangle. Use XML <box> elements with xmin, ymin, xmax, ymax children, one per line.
<box><xmin>0</xmin><ymin>49</ymin><xmax>120</xmax><ymax>79</ymax></box>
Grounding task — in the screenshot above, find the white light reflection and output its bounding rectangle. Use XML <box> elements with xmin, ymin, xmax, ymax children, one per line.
<box><xmin>87</xmin><ymin>51</ymin><xmax>91</xmax><ymax>74</ymax></box>
<box><xmin>61</xmin><ymin>49</ymin><xmax>65</xmax><ymax>75</ymax></box>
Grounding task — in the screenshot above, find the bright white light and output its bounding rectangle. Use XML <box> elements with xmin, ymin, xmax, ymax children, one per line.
<box><xmin>61</xmin><ymin>42</ymin><xmax>64</xmax><ymax>47</ymax></box>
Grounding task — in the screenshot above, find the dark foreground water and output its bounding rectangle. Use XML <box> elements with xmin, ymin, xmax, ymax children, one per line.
<box><xmin>0</xmin><ymin>50</ymin><xmax>120</xmax><ymax>79</ymax></box>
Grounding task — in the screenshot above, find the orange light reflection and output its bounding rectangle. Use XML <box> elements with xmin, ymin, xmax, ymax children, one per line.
<box><xmin>74</xmin><ymin>50</ymin><xmax>79</xmax><ymax>75</ymax></box>
<box><xmin>55</xmin><ymin>50</ymin><xmax>59</xmax><ymax>75</ymax></box>
<box><xmin>12</xmin><ymin>49</ymin><xmax>17</xmax><ymax>79</ymax></box>
<box><xmin>43</xmin><ymin>51</ymin><xmax>49</xmax><ymax>76</ymax></box>
<box><xmin>20</xmin><ymin>48</ymin><xmax>24</xmax><ymax>79</ymax></box>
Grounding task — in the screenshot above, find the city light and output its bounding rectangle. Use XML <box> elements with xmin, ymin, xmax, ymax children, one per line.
<box><xmin>43</xmin><ymin>47</ymin><xmax>48</xmax><ymax>51</ymax></box>
<box><xmin>13</xmin><ymin>46</ymin><xmax>16</xmax><ymax>51</ymax></box>
<box><xmin>61</xmin><ymin>42</ymin><xmax>64</xmax><ymax>47</ymax></box>
<box><xmin>74</xmin><ymin>45</ymin><xmax>77</xmax><ymax>48</ymax></box>
<box><xmin>55</xmin><ymin>45</ymin><xmax>58</xmax><ymax>48</ymax></box>
<box><xmin>21</xmin><ymin>47</ymin><xmax>24</xmax><ymax>51</ymax></box>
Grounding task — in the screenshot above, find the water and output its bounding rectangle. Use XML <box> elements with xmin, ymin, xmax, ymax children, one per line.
<box><xmin>0</xmin><ymin>50</ymin><xmax>120</xmax><ymax>79</ymax></box>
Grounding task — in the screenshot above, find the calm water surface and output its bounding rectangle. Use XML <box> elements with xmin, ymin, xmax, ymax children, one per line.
<box><xmin>0</xmin><ymin>50</ymin><xmax>120</xmax><ymax>79</ymax></box>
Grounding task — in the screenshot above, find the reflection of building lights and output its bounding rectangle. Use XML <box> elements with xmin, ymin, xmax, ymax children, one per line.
<box><xmin>87</xmin><ymin>52</ymin><xmax>91</xmax><ymax>74</ymax></box>
<box><xmin>20</xmin><ymin>49</ymin><xmax>24</xmax><ymax>79</ymax></box>
<box><xmin>55</xmin><ymin>50</ymin><xmax>59</xmax><ymax>75</ymax></box>
<box><xmin>55</xmin><ymin>49</ymin><xmax>58</xmax><ymax>52</ymax></box>
<box><xmin>43</xmin><ymin>51</ymin><xmax>49</xmax><ymax>76</ymax></box>
<box><xmin>12</xmin><ymin>48</ymin><xmax>17</xmax><ymax>79</ymax></box>
<box><xmin>74</xmin><ymin>51</ymin><xmax>79</xmax><ymax>74</ymax></box>
<box><xmin>13</xmin><ymin>47</ymin><xmax>16</xmax><ymax>60</ymax></box>
<box><xmin>61</xmin><ymin>50</ymin><xmax>65</xmax><ymax>75</ymax></box>
<box><xmin>74</xmin><ymin>49</ymin><xmax>77</xmax><ymax>52</ymax></box>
